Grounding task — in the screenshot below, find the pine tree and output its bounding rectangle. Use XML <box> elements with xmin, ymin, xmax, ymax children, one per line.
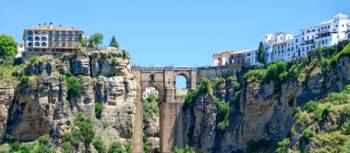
<box><xmin>257</xmin><ymin>41</ymin><xmax>265</xmax><ymax>64</ymax></box>
<box><xmin>110</xmin><ymin>35</ymin><xmax>119</xmax><ymax>48</ymax></box>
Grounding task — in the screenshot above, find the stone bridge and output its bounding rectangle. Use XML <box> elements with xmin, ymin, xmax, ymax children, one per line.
<box><xmin>131</xmin><ymin>65</ymin><xmax>244</xmax><ymax>153</ymax></box>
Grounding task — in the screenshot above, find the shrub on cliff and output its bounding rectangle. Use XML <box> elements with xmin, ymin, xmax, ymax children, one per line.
<box><xmin>9</xmin><ymin>141</ymin><xmax>31</xmax><ymax>153</ymax></box>
<box><xmin>74</xmin><ymin>113</ymin><xmax>95</xmax><ymax>152</ymax></box>
<box><xmin>215</xmin><ymin>98</ymin><xmax>230</xmax><ymax>133</ymax></box>
<box><xmin>172</xmin><ymin>145</ymin><xmax>195</xmax><ymax>153</ymax></box>
<box><xmin>198</xmin><ymin>78</ymin><xmax>212</xmax><ymax>93</ymax></box>
<box><xmin>275</xmin><ymin>138</ymin><xmax>290</xmax><ymax>153</ymax></box>
<box><xmin>66</xmin><ymin>75</ymin><xmax>82</xmax><ymax>95</ymax></box>
<box><xmin>185</xmin><ymin>77</ymin><xmax>213</xmax><ymax>105</ymax></box>
<box><xmin>244</xmin><ymin>61</ymin><xmax>288</xmax><ymax>85</ymax></box>
<box><xmin>95</xmin><ymin>103</ymin><xmax>103</xmax><ymax>119</ymax></box>
<box><xmin>302</xmin><ymin>128</ymin><xmax>314</xmax><ymax>141</ymax></box>
<box><xmin>108</xmin><ymin>141</ymin><xmax>131</xmax><ymax>153</ymax></box>
<box><xmin>185</xmin><ymin>89</ymin><xmax>199</xmax><ymax>105</ymax></box>
<box><xmin>304</xmin><ymin>100</ymin><xmax>319</xmax><ymax>112</ymax></box>
<box><xmin>93</xmin><ymin>135</ymin><xmax>105</xmax><ymax>153</ymax></box>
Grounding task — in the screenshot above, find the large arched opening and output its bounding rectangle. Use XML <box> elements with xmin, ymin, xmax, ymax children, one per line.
<box><xmin>142</xmin><ymin>86</ymin><xmax>161</xmax><ymax>153</ymax></box>
<box><xmin>175</xmin><ymin>74</ymin><xmax>189</xmax><ymax>103</ymax></box>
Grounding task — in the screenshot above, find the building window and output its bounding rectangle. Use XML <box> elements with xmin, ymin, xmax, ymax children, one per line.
<box><xmin>62</xmin><ymin>43</ymin><xmax>66</xmax><ymax>47</ymax></box>
<box><xmin>27</xmin><ymin>37</ymin><xmax>33</xmax><ymax>41</ymax></box>
<box><xmin>41</xmin><ymin>37</ymin><xmax>47</xmax><ymax>41</ymax></box>
<box><xmin>55</xmin><ymin>37</ymin><xmax>59</xmax><ymax>41</ymax></box>
<box><xmin>35</xmin><ymin>36</ymin><xmax>40</xmax><ymax>41</ymax></box>
<box><xmin>49</xmin><ymin>43</ymin><xmax>52</xmax><ymax>47</ymax></box>
<box><xmin>28</xmin><ymin>42</ymin><xmax>33</xmax><ymax>47</ymax></box>
<box><xmin>49</xmin><ymin>31</ymin><xmax>53</xmax><ymax>35</ymax></box>
<box><xmin>35</xmin><ymin>42</ymin><xmax>40</xmax><ymax>46</ymax></box>
<box><xmin>27</xmin><ymin>31</ymin><xmax>33</xmax><ymax>35</ymax></box>
<box><xmin>42</xmin><ymin>42</ymin><xmax>47</xmax><ymax>46</ymax></box>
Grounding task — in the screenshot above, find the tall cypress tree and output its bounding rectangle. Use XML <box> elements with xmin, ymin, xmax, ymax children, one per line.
<box><xmin>110</xmin><ymin>35</ymin><xmax>119</xmax><ymax>48</ymax></box>
<box><xmin>257</xmin><ymin>41</ymin><xmax>265</xmax><ymax>64</ymax></box>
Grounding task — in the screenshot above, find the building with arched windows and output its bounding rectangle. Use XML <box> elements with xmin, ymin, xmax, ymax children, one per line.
<box><xmin>23</xmin><ymin>23</ymin><xmax>84</xmax><ymax>59</ymax></box>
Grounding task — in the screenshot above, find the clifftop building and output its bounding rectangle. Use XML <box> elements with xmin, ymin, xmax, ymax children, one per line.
<box><xmin>213</xmin><ymin>13</ymin><xmax>350</xmax><ymax>66</ymax></box>
<box><xmin>23</xmin><ymin>23</ymin><xmax>84</xmax><ymax>58</ymax></box>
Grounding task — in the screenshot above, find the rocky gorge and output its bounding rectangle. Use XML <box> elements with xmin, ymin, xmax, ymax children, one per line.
<box><xmin>0</xmin><ymin>42</ymin><xmax>350</xmax><ymax>153</ymax></box>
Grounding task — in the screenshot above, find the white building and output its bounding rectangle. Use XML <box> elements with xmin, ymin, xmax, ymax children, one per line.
<box><xmin>213</xmin><ymin>13</ymin><xmax>350</xmax><ymax>66</ymax></box>
<box><xmin>213</xmin><ymin>49</ymin><xmax>260</xmax><ymax>66</ymax></box>
<box><xmin>263</xmin><ymin>32</ymin><xmax>296</xmax><ymax>63</ymax></box>
<box><xmin>16</xmin><ymin>43</ymin><xmax>25</xmax><ymax>58</ymax></box>
<box><xmin>142</xmin><ymin>87</ymin><xmax>159</xmax><ymax>100</ymax></box>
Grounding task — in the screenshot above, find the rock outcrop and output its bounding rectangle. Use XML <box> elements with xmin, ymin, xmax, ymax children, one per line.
<box><xmin>0</xmin><ymin>49</ymin><xmax>137</xmax><ymax>145</ymax></box>
<box><xmin>180</xmin><ymin>55</ymin><xmax>350</xmax><ymax>152</ymax></box>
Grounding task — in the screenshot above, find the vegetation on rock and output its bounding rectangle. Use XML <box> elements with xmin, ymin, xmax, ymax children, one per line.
<box><xmin>95</xmin><ymin>103</ymin><xmax>103</xmax><ymax>119</ymax></box>
<box><xmin>142</xmin><ymin>93</ymin><xmax>160</xmax><ymax>153</ymax></box>
<box><xmin>108</xmin><ymin>141</ymin><xmax>131</xmax><ymax>153</ymax></box>
<box><xmin>172</xmin><ymin>145</ymin><xmax>195</xmax><ymax>153</ymax></box>
<box><xmin>65</xmin><ymin>73</ymin><xmax>82</xmax><ymax>96</ymax></box>
<box><xmin>215</xmin><ymin>98</ymin><xmax>230</xmax><ymax>133</ymax></box>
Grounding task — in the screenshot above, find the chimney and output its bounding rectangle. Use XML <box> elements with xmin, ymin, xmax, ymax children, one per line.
<box><xmin>49</xmin><ymin>22</ymin><xmax>53</xmax><ymax>25</ymax></box>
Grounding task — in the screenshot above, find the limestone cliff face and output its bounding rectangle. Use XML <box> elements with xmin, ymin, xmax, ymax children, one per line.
<box><xmin>0</xmin><ymin>86</ymin><xmax>14</xmax><ymax>142</ymax></box>
<box><xmin>183</xmin><ymin>93</ymin><xmax>217</xmax><ymax>153</ymax></box>
<box><xmin>181</xmin><ymin>56</ymin><xmax>350</xmax><ymax>153</ymax></box>
<box><xmin>0</xmin><ymin>49</ymin><xmax>137</xmax><ymax>144</ymax></box>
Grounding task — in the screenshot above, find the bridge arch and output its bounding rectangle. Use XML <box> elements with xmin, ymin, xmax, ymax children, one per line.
<box><xmin>132</xmin><ymin>67</ymin><xmax>198</xmax><ymax>153</ymax></box>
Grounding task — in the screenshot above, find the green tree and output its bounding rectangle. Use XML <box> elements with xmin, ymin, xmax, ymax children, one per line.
<box><xmin>90</xmin><ymin>33</ymin><xmax>104</xmax><ymax>49</ymax></box>
<box><xmin>110</xmin><ymin>35</ymin><xmax>119</xmax><ymax>48</ymax></box>
<box><xmin>0</xmin><ymin>34</ymin><xmax>17</xmax><ymax>64</ymax></box>
<box><xmin>74</xmin><ymin>113</ymin><xmax>95</xmax><ymax>153</ymax></box>
<box><xmin>257</xmin><ymin>41</ymin><xmax>265</xmax><ymax>64</ymax></box>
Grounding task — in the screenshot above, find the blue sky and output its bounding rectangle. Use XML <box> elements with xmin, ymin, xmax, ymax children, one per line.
<box><xmin>0</xmin><ymin>0</ymin><xmax>349</xmax><ymax>67</ymax></box>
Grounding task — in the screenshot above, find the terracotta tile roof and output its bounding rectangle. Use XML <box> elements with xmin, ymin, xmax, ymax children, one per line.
<box><xmin>25</xmin><ymin>25</ymin><xmax>82</xmax><ymax>31</ymax></box>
